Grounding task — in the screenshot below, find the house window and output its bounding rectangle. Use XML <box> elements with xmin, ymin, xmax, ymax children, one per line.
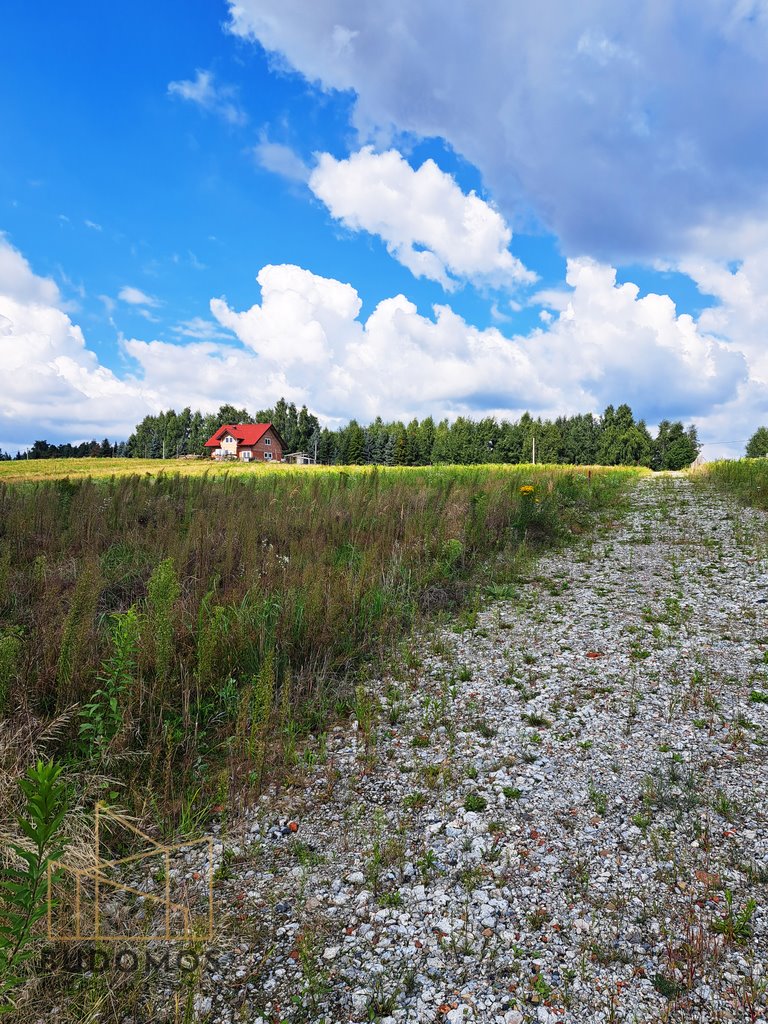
<box><xmin>264</xmin><ymin>452</ymin><xmax>273</xmax><ymax>460</ymax></box>
<box><xmin>264</xmin><ymin>437</ymin><xmax>271</xmax><ymax>445</ymax></box>
<box><xmin>241</xmin><ymin>451</ymin><xmax>252</xmax><ymax>461</ymax></box>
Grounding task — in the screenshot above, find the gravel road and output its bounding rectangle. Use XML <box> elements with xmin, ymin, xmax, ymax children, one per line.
<box><xmin>173</xmin><ymin>475</ymin><xmax>768</xmax><ymax>1024</ymax></box>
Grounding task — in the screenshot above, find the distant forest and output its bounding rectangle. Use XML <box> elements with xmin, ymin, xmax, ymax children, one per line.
<box><xmin>5</xmin><ymin>399</ymin><xmax>701</xmax><ymax>470</ymax></box>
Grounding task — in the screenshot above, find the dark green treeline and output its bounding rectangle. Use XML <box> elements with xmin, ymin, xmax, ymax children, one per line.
<box><xmin>126</xmin><ymin>400</ymin><xmax>700</xmax><ymax>471</ymax></box>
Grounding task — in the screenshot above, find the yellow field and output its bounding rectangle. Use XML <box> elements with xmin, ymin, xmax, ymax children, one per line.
<box><xmin>0</xmin><ymin>456</ymin><xmax>292</xmax><ymax>483</ymax></box>
<box><xmin>0</xmin><ymin>456</ymin><xmax>648</xmax><ymax>485</ymax></box>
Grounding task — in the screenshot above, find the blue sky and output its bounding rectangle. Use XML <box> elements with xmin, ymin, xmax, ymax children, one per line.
<box><xmin>2</xmin><ymin>0</ymin><xmax>768</xmax><ymax>455</ymax></box>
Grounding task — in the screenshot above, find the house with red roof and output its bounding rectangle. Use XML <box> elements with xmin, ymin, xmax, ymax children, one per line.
<box><xmin>204</xmin><ymin>423</ymin><xmax>285</xmax><ymax>462</ymax></box>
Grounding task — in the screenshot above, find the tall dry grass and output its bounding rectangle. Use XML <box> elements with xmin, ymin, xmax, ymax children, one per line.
<box><xmin>0</xmin><ymin>464</ymin><xmax>640</xmax><ymax>826</ymax></box>
<box><xmin>691</xmin><ymin>458</ymin><xmax>768</xmax><ymax>509</ymax></box>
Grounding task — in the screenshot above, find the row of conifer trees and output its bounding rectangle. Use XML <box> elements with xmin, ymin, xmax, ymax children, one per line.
<box><xmin>7</xmin><ymin>400</ymin><xmax>704</xmax><ymax>469</ymax></box>
<box><xmin>122</xmin><ymin>400</ymin><xmax>701</xmax><ymax>470</ymax></box>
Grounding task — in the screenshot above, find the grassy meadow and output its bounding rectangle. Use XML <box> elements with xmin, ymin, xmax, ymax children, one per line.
<box><xmin>0</xmin><ymin>462</ymin><xmax>643</xmax><ymax>832</ymax></box>
<box><xmin>0</xmin><ymin>456</ymin><xmax>284</xmax><ymax>484</ymax></box>
<box><xmin>692</xmin><ymin>457</ymin><xmax>768</xmax><ymax>509</ymax></box>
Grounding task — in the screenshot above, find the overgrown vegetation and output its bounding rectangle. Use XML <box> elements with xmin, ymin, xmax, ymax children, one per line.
<box><xmin>693</xmin><ymin>457</ymin><xmax>768</xmax><ymax>509</ymax></box>
<box><xmin>0</xmin><ymin>464</ymin><xmax>639</xmax><ymax>828</ymax></box>
<box><xmin>0</xmin><ymin>760</ymin><xmax>69</xmax><ymax>1013</ymax></box>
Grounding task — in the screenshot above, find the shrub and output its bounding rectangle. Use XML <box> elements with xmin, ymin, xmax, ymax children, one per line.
<box><xmin>0</xmin><ymin>761</ymin><xmax>69</xmax><ymax>1013</ymax></box>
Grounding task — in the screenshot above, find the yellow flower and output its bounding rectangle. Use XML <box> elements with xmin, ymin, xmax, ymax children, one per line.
<box><xmin>520</xmin><ymin>485</ymin><xmax>535</xmax><ymax>494</ymax></box>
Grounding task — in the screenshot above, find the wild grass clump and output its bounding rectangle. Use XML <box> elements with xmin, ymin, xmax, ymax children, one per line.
<box><xmin>692</xmin><ymin>458</ymin><xmax>768</xmax><ymax>509</ymax></box>
<box><xmin>0</xmin><ymin>464</ymin><xmax>639</xmax><ymax>825</ymax></box>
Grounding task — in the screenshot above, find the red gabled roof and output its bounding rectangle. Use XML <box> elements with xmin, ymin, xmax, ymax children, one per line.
<box><xmin>204</xmin><ymin>423</ymin><xmax>274</xmax><ymax>447</ymax></box>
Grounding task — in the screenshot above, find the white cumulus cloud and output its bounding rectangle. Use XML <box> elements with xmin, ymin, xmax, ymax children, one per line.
<box><xmin>0</xmin><ymin>237</ymin><xmax>756</xmax><ymax>452</ymax></box>
<box><xmin>211</xmin><ymin>264</ymin><xmax>362</xmax><ymax>367</ymax></box>
<box><xmin>0</xmin><ymin>239</ymin><xmax>151</xmax><ymax>447</ymax></box>
<box><xmin>0</xmin><ymin>234</ymin><xmax>60</xmax><ymax>306</ymax></box>
<box><xmin>308</xmin><ymin>148</ymin><xmax>534</xmax><ymax>290</ymax></box>
<box><xmin>207</xmin><ymin>258</ymin><xmax>744</xmax><ymax>424</ymax></box>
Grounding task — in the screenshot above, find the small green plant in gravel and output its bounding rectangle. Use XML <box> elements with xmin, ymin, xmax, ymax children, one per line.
<box><xmin>750</xmin><ymin>689</ymin><xmax>768</xmax><ymax>703</ymax></box>
<box><xmin>464</xmin><ymin>793</ymin><xmax>487</xmax><ymax>812</ymax></box>
<box><xmin>588</xmin><ymin>782</ymin><xmax>608</xmax><ymax>816</ymax></box>
<box><xmin>530</xmin><ymin>972</ymin><xmax>553</xmax><ymax>1000</ymax></box>
<box><xmin>458</xmin><ymin>866</ymin><xmax>484</xmax><ymax>890</ymax></box>
<box><xmin>353</xmin><ymin>684</ymin><xmax>378</xmax><ymax>736</ymax></box>
<box><xmin>521</xmin><ymin>711</ymin><xmax>551</xmax><ymax>728</ymax></box>
<box><xmin>527</xmin><ymin>907</ymin><xmax>549</xmax><ymax>931</ymax></box>
<box><xmin>473</xmin><ymin>719</ymin><xmax>497</xmax><ymax>739</ymax></box>
<box><xmin>419</xmin><ymin>764</ymin><xmax>443</xmax><ymax>789</ymax></box>
<box><xmin>652</xmin><ymin>973</ymin><xmax>682</xmax><ymax>1000</ymax></box>
<box><xmin>416</xmin><ymin>848</ymin><xmax>438</xmax><ymax>879</ymax></box>
<box><xmin>711</xmin><ymin>889</ymin><xmax>757</xmax><ymax>945</ymax></box>
<box><xmin>400</xmin><ymin>646</ymin><xmax>422</xmax><ymax>671</ymax></box>
<box><xmin>567</xmin><ymin>853</ymin><xmax>591</xmax><ymax>894</ymax></box>
<box><xmin>292</xmin><ymin>929</ymin><xmax>332</xmax><ymax>1018</ymax></box>
<box><xmin>293</xmin><ymin>841</ymin><xmax>323</xmax><ymax>868</ymax></box>
<box><xmin>704</xmin><ymin>690</ymin><xmax>721</xmax><ymax>712</ymax></box>
<box><xmin>388</xmin><ymin>700</ymin><xmax>406</xmax><ymax>726</ymax></box>
<box><xmin>403</xmin><ymin>791</ymin><xmax>428</xmax><ymax>810</ymax></box>
<box><xmin>421</xmin><ymin>692</ymin><xmax>449</xmax><ymax>729</ymax></box>
<box><xmin>364</xmin><ymin>975</ymin><xmax>401</xmax><ymax>1018</ymax></box>
<box><xmin>502</xmin><ymin>786</ymin><xmax>521</xmax><ymax>800</ymax></box>
<box><xmin>713</xmin><ymin>789</ymin><xmax>738</xmax><ymax>821</ymax></box>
